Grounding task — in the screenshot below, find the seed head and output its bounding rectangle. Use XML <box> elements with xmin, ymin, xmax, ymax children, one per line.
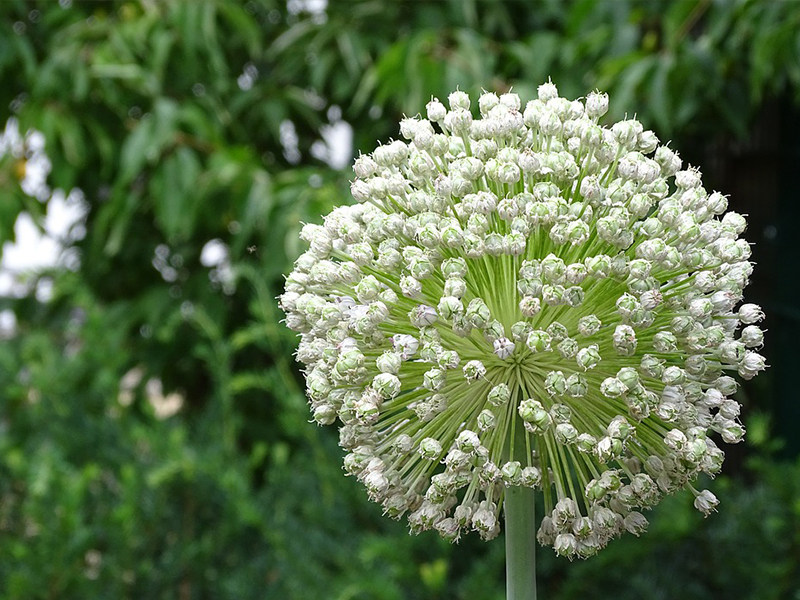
<box><xmin>281</xmin><ymin>82</ymin><xmax>766</xmax><ymax>558</ymax></box>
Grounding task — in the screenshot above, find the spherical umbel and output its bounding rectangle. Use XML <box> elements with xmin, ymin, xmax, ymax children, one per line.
<box><xmin>280</xmin><ymin>81</ymin><xmax>766</xmax><ymax>559</ymax></box>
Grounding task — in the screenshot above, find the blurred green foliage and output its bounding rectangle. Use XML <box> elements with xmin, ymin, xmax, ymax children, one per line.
<box><xmin>0</xmin><ymin>0</ymin><xmax>798</xmax><ymax>598</ymax></box>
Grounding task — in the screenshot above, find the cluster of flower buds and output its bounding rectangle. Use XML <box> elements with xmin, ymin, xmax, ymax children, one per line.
<box><xmin>280</xmin><ymin>81</ymin><xmax>766</xmax><ymax>558</ymax></box>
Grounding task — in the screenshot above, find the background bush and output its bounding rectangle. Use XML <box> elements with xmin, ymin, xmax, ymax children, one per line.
<box><xmin>1</xmin><ymin>1</ymin><xmax>798</xmax><ymax>598</ymax></box>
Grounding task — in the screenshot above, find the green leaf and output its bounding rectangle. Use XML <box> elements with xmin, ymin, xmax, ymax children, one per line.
<box><xmin>229</xmin><ymin>371</ymin><xmax>272</xmax><ymax>395</ymax></box>
<box><xmin>607</xmin><ymin>54</ymin><xmax>656</xmax><ymax>121</ymax></box>
<box><xmin>102</xmin><ymin>189</ymin><xmax>141</xmax><ymax>256</ymax></box>
<box><xmin>89</xmin><ymin>62</ymin><xmax>146</xmax><ymax>80</ymax></box>
<box><xmin>511</xmin><ymin>32</ymin><xmax>560</xmax><ymax>86</ymax></box>
<box><xmin>217</xmin><ymin>2</ymin><xmax>262</xmax><ymax>55</ymax></box>
<box><xmin>118</xmin><ymin>115</ymin><xmax>157</xmax><ymax>184</ymax></box>
<box><xmin>56</xmin><ymin>114</ymin><xmax>86</xmax><ymax>169</ymax></box>
<box><xmin>649</xmin><ymin>54</ymin><xmax>673</xmax><ymax>135</ymax></box>
<box><xmin>230</xmin><ymin>169</ymin><xmax>273</xmax><ymax>257</ymax></box>
<box><xmin>151</xmin><ymin>146</ymin><xmax>202</xmax><ymax>242</ymax></box>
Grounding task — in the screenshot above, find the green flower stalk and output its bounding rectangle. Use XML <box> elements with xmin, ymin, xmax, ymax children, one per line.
<box><xmin>280</xmin><ymin>82</ymin><xmax>766</xmax><ymax>570</ymax></box>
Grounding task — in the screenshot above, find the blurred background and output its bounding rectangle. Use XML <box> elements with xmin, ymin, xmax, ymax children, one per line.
<box><xmin>0</xmin><ymin>1</ymin><xmax>799</xmax><ymax>598</ymax></box>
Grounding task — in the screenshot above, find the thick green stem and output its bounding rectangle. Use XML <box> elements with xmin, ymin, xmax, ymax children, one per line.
<box><xmin>504</xmin><ymin>486</ymin><xmax>537</xmax><ymax>600</ymax></box>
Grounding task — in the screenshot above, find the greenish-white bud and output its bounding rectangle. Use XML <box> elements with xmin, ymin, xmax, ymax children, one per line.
<box><xmin>576</xmin><ymin>345</ymin><xmax>601</xmax><ymax>370</ymax></box>
<box><xmin>526</xmin><ymin>330</ymin><xmax>552</xmax><ymax>353</ymax></box>
<box><xmin>419</xmin><ymin>437</ymin><xmax>443</xmax><ymax>460</ymax></box>
<box><xmin>462</xmin><ymin>360</ymin><xmax>486</xmax><ymax>382</ymax></box>
<box><xmin>488</xmin><ymin>383</ymin><xmax>511</xmax><ymax>406</ymax></box>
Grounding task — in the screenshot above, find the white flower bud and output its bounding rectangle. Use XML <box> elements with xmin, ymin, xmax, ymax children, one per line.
<box><xmin>399</xmin><ymin>275</ymin><xmax>422</xmax><ymax>298</ymax></box>
<box><xmin>372</xmin><ymin>373</ymin><xmax>401</xmax><ymax>399</ymax></box>
<box><xmin>623</xmin><ymin>511</ymin><xmax>648</xmax><ymax>536</ymax></box>
<box><xmin>595</xmin><ymin>436</ymin><xmax>622</xmax><ymax>462</ymax></box>
<box><xmin>552</xmin><ymin>532</ymin><xmax>579</xmax><ymax>560</ymax></box>
<box><xmin>693</xmin><ymin>489</ymin><xmax>719</xmax><ymax>516</ymax></box>
<box><xmin>462</xmin><ymin>360</ymin><xmax>486</xmax><ymax>382</ymax></box>
<box><xmin>640</xmin><ymin>289</ymin><xmax>662</xmax><ymax>310</ymax></box>
<box><xmin>518</xmin><ymin>399</ymin><xmax>551</xmax><ymax>433</ymax></box>
<box><xmin>375</xmin><ymin>351</ymin><xmax>402</xmax><ymax>374</ymax></box>
<box><xmin>652</xmin><ymin>331</ymin><xmax>677</xmax><ymax>353</ymax></box>
<box><xmin>434</xmin><ymin>517</ymin><xmax>461</xmax><ymax>541</ymax></box>
<box><xmin>738</xmin><ymin>303</ymin><xmax>764</xmax><ymax>324</ymax></box>
<box><xmin>392</xmin><ymin>334</ymin><xmax>419</xmax><ymax>359</ymax></box>
<box><xmin>600</xmin><ymin>378</ymin><xmax>625</xmax><ymax>399</ymax></box>
<box><xmin>432</xmin><ymin>349</ymin><xmax>457</xmax><ymax>370</ymax></box>
<box><xmin>519</xmin><ymin>296</ymin><xmax>541</xmax><ymax>317</ymax></box>
<box><xmin>437</xmin><ymin>296</ymin><xmax>464</xmax><ymax>320</ymax></box>
<box><xmin>614</xmin><ymin>367</ymin><xmax>638</xmax><ymax>392</ymax></box>
<box><xmin>444</xmin><ymin>108</ymin><xmax>473</xmax><ymax>134</ymax></box>
<box><xmin>718</xmin><ymin>420</ymin><xmax>745</xmax><ymax>443</ymax></box>
<box><xmin>612</xmin><ymin>119</ymin><xmax>643</xmax><ymax>148</ymax></box>
<box><xmin>353</xmin><ymin>154</ymin><xmax>379</xmax><ymax>178</ymax></box>
<box><xmin>537</xmin><ymin>80</ymin><xmax>559</xmax><ymax>102</ymax></box>
<box><xmin>478</xmin><ymin>91</ymin><xmax>499</xmax><ymax>116</ymax></box>
<box><xmin>451</xmin><ymin>430</ymin><xmax>478</xmax><ymax>455</ymax></box>
<box><xmin>354</xmin><ymin>395</ymin><xmax>380</xmax><ymax>424</ymax></box>
<box><xmin>443</xmin><ymin>277</ymin><xmax>467</xmax><ymax>299</ymax></box>
<box><xmin>419</xmin><ymin>437</ymin><xmax>443</xmax><ymax>460</ymax></box>
<box><xmin>570</xmin><ymin>433</ymin><xmax>594</xmax><ymax>454</ymax></box>
<box><xmin>555</xmin><ymin>423</ymin><xmax>579</xmax><ymax>445</ymax></box>
<box><xmin>638</xmin><ymin>130</ymin><xmax>659</xmax><ymax>153</ymax></box>
<box><xmin>423</xmin><ymin>368</ymin><xmax>446</xmax><ymax>391</ymax></box>
<box><xmin>472</xmin><ymin>502</ymin><xmax>498</xmax><ymax>534</ymax></box>
<box><xmin>409</xmin><ymin>304</ymin><xmax>438</xmax><ymax>327</ymax></box>
<box><xmin>493</xmin><ymin>337</ymin><xmax>516</xmax><ymax>360</ymax></box>
<box><xmin>542</xmin><ymin>284</ymin><xmax>565</xmax><ymax>305</ymax></box>
<box><xmin>738</xmin><ymin>351</ymin><xmax>766</xmax><ymax>379</ymax></box>
<box><xmin>525</xmin><ymin>330</ymin><xmax>551</xmax><ymax>353</ymax></box>
<box><xmin>722</xmin><ymin>211</ymin><xmax>747</xmax><ymax>235</ymax></box>
<box><xmin>426</xmin><ymin>98</ymin><xmax>446</xmax><ymax>122</ymax></box>
<box><xmin>577</xmin><ymin>315</ymin><xmax>602</xmax><ymax>337</ymax></box>
<box><xmin>675</xmin><ymin>166</ymin><xmax>702</xmax><ymax>189</ymax></box>
<box><xmin>477</xmin><ymin>409</ymin><xmax>496</xmax><ymax>432</ymax></box>
<box><xmin>500</xmin><ymin>92</ymin><xmax>521</xmax><ymax>111</ymax></box>
<box><xmin>563</xmin><ymin>285</ymin><xmax>585</xmax><ymax>307</ymax></box>
<box><xmin>486</xmin><ymin>383</ymin><xmax>510</xmax><ymax>407</ymax></box>
<box><xmin>448</xmin><ymin>90</ymin><xmax>470</xmax><ymax>111</ymax></box>
<box><xmin>585</xmin><ymin>90</ymin><xmax>609</xmax><ymax>118</ymax></box>
<box><xmin>740</xmin><ymin>325</ymin><xmax>764</xmax><ymax>348</ymax></box>
<box><xmin>565</xmin><ymin>262</ymin><xmax>588</xmax><ymax>284</ymax></box>
<box><xmin>613</xmin><ymin>325</ymin><xmax>637</xmax><ymax>356</ymax></box>
<box><xmin>654</xmin><ymin>146</ymin><xmax>681</xmax><ymax>176</ymax></box>
<box><xmin>312</xmin><ymin>403</ymin><xmax>337</xmax><ymax>425</ymax></box>
<box><xmin>661</xmin><ymin>366</ymin><xmax>686</xmax><ymax>386</ymax></box>
<box><xmin>350</xmin><ymin>179</ymin><xmax>372</xmax><ymax>202</ymax></box>
<box><xmin>664</xmin><ymin>429</ymin><xmax>687</xmax><ymax>451</ymax></box>
<box><xmin>705</xmin><ymin>191</ymin><xmax>728</xmax><ymax>214</ymax></box>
